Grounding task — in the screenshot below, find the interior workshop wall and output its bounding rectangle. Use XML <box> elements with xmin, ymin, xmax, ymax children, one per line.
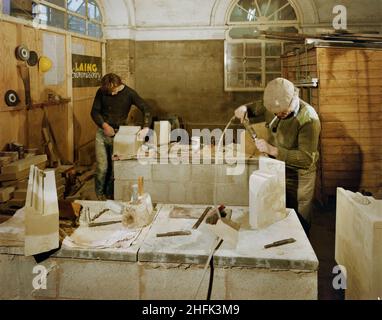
<box><xmin>0</xmin><ymin>21</ymin><xmax>69</xmax><ymax>161</ymax></box>
<box><xmin>104</xmin><ymin>0</ymin><xmax>382</xmax><ymax>131</ymax></box>
<box><xmin>106</xmin><ymin>39</ymin><xmax>257</xmax><ymax>131</ymax></box>
<box><xmin>71</xmin><ymin>37</ymin><xmax>103</xmax><ymax>165</ymax></box>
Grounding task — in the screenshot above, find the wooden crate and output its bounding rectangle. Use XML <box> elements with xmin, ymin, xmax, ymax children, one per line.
<box><xmin>282</xmin><ymin>45</ymin><xmax>382</xmax><ymax>203</ymax></box>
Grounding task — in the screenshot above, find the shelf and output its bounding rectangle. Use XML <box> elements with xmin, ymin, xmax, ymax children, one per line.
<box><xmin>0</xmin><ymin>98</ymin><xmax>71</xmax><ymax>112</ymax></box>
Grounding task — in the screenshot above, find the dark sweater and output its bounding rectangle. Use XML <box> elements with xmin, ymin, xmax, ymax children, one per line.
<box><xmin>91</xmin><ymin>85</ymin><xmax>152</xmax><ymax>129</ymax></box>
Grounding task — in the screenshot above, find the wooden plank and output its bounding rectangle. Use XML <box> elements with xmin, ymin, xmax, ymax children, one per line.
<box><xmin>319</xmin><ymin>95</ymin><xmax>382</xmax><ymax>105</ymax></box>
<box><xmin>323</xmin><ymin>179</ymin><xmax>381</xmax><ymax>188</ymax></box>
<box><xmin>319</xmin><ymin>70</ymin><xmax>382</xmax><ymax>80</ymax></box>
<box><xmin>322</xmin><ymin>162</ymin><xmax>382</xmax><ymax>172</ymax></box>
<box><xmin>14</xmin><ymin>189</ymin><xmax>27</xmax><ymax>199</ymax></box>
<box><xmin>320</xmin><ymin>113</ymin><xmax>382</xmax><ymax>122</ymax></box>
<box><xmin>322</xmin><ymin>121</ymin><xmax>382</xmax><ymax>131</ymax></box>
<box><xmin>321</xmin><ymin>137</ymin><xmax>382</xmax><ymax>147</ymax></box>
<box><xmin>317</xmin><ymin>48</ymin><xmax>382</xmax><ymax>63</ymax></box>
<box><xmin>321</xmin><ymin>145</ymin><xmax>382</xmax><ymax>155</ymax></box>
<box><xmin>320</xmin><ymin>79</ymin><xmax>382</xmax><ymax>88</ymax></box>
<box><xmin>321</xmin><ymin>128</ymin><xmax>382</xmax><ymax>138</ymax></box>
<box><xmin>319</xmin><ymin>103</ymin><xmax>382</xmax><ymax>113</ymax></box>
<box><xmin>319</xmin><ymin>61</ymin><xmax>382</xmax><ymax>72</ymax></box>
<box><xmin>1</xmin><ymin>155</ymin><xmax>47</xmax><ymax>174</ymax></box>
<box><xmin>321</xmin><ymin>153</ymin><xmax>381</xmax><ymax>163</ymax></box>
<box><xmin>0</xmin><ymin>187</ymin><xmax>15</xmax><ymax>203</ymax></box>
<box><xmin>8</xmin><ymin>198</ymin><xmax>25</xmax><ymax>208</ymax></box>
<box><xmin>0</xmin><ymin>162</ymin><xmax>46</xmax><ymax>182</ymax></box>
<box><xmin>319</xmin><ymin>87</ymin><xmax>382</xmax><ymax>96</ymax></box>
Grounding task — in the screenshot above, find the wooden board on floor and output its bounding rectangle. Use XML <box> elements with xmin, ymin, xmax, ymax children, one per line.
<box><xmin>0</xmin><ymin>187</ymin><xmax>15</xmax><ymax>203</ymax></box>
<box><xmin>1</xmin><ymin>155</ymin><xmax>47</xmax><ymax>174</ymax></box>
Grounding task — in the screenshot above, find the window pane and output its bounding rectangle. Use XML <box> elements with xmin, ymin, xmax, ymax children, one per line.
<box><xmin>88</xmin><ymin>22</ymin><xmax>103</xmax><ymax>38</ymax></box>
<box><xmin>6</xmin><ymin>0</ymin><xmax>34</xmax><ymax>20</ymax></box>
<box><xmin>245</xmin><ymin>58</ymin><xmax>262</xmax><ymax>72</ymax></box>
<box><xmin>36</xmin><ymin>4</ymin><xmax>65</xmax><ymax>29</ymax></box>
<box><xmin>227</xmin><ymin>58</ymin><xmax>244</xmax><ymax>73</ymax></box>
<box><xmin>246</xmin><ymin>74</ymin><xmax>262</xmax><ymax>88</ymax></box>
<box><xmin>68</xmin><ymin>15</ymin><xmax>86</xmax><ymax>34</ymax></box>
<box><xmin>226</xmin><ymin>43</ymin><xmax>243</xmax><ymax>57</ymax></box>
<box><xmin>68</xmin><ymin>0</ymin><xmax>86</xmax><ymax>16</ymax></box>
<box><xmin>229</xmin><ymin>27</ymin><xmax>262</xmax><ymax>39</ymax></box>
<box><xmin>266</xmin><ymin>58</ymin><xmax>281</xmax><ymax>71</ymax></box>
<box><xmin>230</xmin><ymin>2</ymin><xmax>258</xmax><ymax>22</ymax></box>
<box><xmin>246</xmin><ymin>43</ymin><xmax>262</xmax><ymax>57</ymax></box>
<box><xmin>265</xmin><ymin>43</ymin><xmax>282</xmax><ymax>56</ymax></box>
<box><xmin>227</xmin><ymin>73</ymin><xmax>244</xmax><ymax>88</ymax></box>
<box><xmin>88</xmin><ymin>0</ymin><xmax>102</xmax><ymax>21</ymax></box>
<box><xmin>266</xmin><ymin>73</ymin><xmax>281</xmax><ymax>84</ymax></box>
<box><xmin>46</xmin><ymin>0</ymin><xmax>66</xmax><ymax>8</ymax></box>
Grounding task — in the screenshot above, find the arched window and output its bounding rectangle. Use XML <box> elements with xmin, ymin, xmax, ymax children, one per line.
<box><xmin>225</xmin><ymin>0</ymin><xmax>299</xmax><ymax>91</ymax></box>
<box><xmin>2</xmin><ymin>0</ymin><xmax>103</xmax><ymax>39</ymax></box>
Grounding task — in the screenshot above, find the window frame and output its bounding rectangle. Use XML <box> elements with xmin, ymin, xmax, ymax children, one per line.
<box><xmin>225</xmin><ymin>0</ymin><xmax>300</xmax><ymax>92</ymax></box>
<box><xmin>1</xmin><ymin>0</ymin><xmax>103</xmax><ymax>39</ymax></box>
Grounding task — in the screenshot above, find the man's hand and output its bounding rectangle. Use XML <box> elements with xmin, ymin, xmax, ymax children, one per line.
<box><xmin>255</xmin><ymin>139</ymin><xmax>278</xmax><ymax>158</ymax></box>
<box><xmin>234</xmin><ymin>105</ymin><xmax>248</xmax><ymax>123</ymax></box>
<box><xmin>102</xmin><ymin>123</ymin><xmax>115</xmax><ymax>137</ymax></box>
<box><xmin>137</xmin><ymin>127</ymin><xmax>150</xmax><ymax>141</ymax></box>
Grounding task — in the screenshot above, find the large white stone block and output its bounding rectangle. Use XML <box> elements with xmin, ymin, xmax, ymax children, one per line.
<box><xmin>335</xmin><ymin>188</ymin><xmax>382</xmax><ymax>300</ymax></box>
<box><xmin>154</xmin><ymin>121</ymin><xmax>171</xmax><ymax>146</ymax></box>
<box><xmin>249</xmin><ymin>157</ymin><xmax>286</xmax><ymax>229</ymax></box>
<box><xmin>113</xmin><ymin>126</ymin><xmax>142</xmax><ymax>160</ymax></box>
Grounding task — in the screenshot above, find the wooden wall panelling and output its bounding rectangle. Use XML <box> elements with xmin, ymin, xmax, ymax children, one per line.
<box><xmin>66</xmin><ymin>34</ymin><xmax>74</xmax><ymax>163</ymax></box>
<box><xmin>283</xmin><ymin>46</ymin><xmax>382</xmax><ymax>202</ymax></box>
<box><xmin>71</xmin><ymin>37</ymin><xmax>102</xmax><ymax>162</ymax></box>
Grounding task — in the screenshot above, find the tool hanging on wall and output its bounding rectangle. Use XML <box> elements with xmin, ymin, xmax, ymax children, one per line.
<box><xmin>4</xmin><ymin>90</ymin><xmax>20</xmax><ymax>107</ymax></box>
<box><xmin>27</xmin><ymin>51</ymin><xmax>39</xmax><ymax>67</ymax></box>
<box><xmin>15</xmin><ymin>44</ymin><xmax>30</xmax><ymax>61</ymax></box>
<box><xmin>17</xmin><ymin>63</ymin><xmax>32</xmax><ymax>108</ymax></box>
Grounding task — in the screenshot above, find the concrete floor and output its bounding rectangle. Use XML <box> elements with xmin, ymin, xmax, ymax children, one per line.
<box><xmin>310</xmin><ymin>201</ymin><xmax>345</xmax><ymax>300</ymax></box>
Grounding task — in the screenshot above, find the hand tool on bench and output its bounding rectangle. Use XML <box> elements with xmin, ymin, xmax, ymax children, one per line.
<box><xmin>156</xmin><ymin>230</ymin><xmax>191</xmax><ymax>237</ymax></box>
<box><xmin>192</xmin><ymin>206</ymin><xmax>212</xmax><ymax>229</ymax></box>
<box><xmin>264</xmin><ymin>238</ymin><xmax>296</xmax><ymax>249</ymax></box>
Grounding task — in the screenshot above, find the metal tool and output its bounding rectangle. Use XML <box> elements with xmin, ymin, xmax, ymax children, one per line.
<box><xmin>4</xmin><ymin>90</ymin><xmax>20</xmax><ymax>107</ymax></box>
<box><xmin>156</xmin><ymin>231</ymin><xmax>192</xmax><ymax>238</ymax></box>
<box><xmin>264</xmin><ymin>238</ymin><xmax>296</xmax><ymax>249</ymax></box>
<box><xmin>88</xmin><ymin>220</ymin><xmax>121</xmax><ymax>228</ymax></box>
<box><xmin>192</xmin><ymin>206</ymin><xmax>212</xmax><ymax>230</ymax></box>
<box><xmin>15</xmin><ymin>45</ymin><xmax>30</xmax><ymax>61</ymax></box>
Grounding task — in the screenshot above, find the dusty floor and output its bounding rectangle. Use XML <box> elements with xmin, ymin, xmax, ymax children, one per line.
<box><xmin>310</xmin><ymin>201</ymin><xmax>345</xmax><ymax>300</ymax></box>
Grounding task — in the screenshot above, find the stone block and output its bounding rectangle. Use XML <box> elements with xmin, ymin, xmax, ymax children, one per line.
<box><xmin>144</xmin><ymin>181</ymin><xmax>169</xmax><ymax>204</ymax></box>
<box><xmin>168</xmin><ymin>183</ymin><xmax>187</xmax><ymax>204</ymax></box>
<box><xmin>114</xmin><ymin>161</ymin><xmax>152</xmax><ymax>180</ymax></box>
<box><xmin>216</xmin><ymin>183</ymin><xmax>248</xmax><ymax>206</ymax></box>
<box><xmin>225</xmin><ymin>268</ymin><xmax>317</xmax><ymax>300</ymax></box>
<box><xmin>335</xmin><ymin>188</ymin><xmax>382</xmax><ymax>299</ymax></box>
<box><xmin>152</xmin><ymin>164</ymin><xmax>191</xmax><ymax>182</ymax></box>
<box><xmin>138</xmin><ymin>263</ymin><xmax>226</xmax><ymax>300</ymax></box>
<box><xmin>114</xmin><ymin>179</ymin><xmax>136</xmax><ymax>201</ymax></box>
<box><xmin>185</xmin><ymin>183</ymin><xmax>214</xmax><ymax>205</ymax></box>
<box><xmin>190</xmin><ymin>165</ymin><xmax>215</xmax><ymax>183</ymax></box>
<box><xmin>58</xmin><ymin>260</ymin><xmax>139</xmax><ymax>300</ymax></box>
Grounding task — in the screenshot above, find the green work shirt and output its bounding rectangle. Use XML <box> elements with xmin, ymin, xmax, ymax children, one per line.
<box><xmin>248</xmin><ymin>99</ymin><xmax>321</xmax><ymax>173</ymax></box>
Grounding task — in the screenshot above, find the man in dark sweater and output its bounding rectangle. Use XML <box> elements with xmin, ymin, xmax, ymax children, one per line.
<box><xmin>91</xmin><ymin>73</ymin><xmax>152</xmax><ymax>200</ymax></box>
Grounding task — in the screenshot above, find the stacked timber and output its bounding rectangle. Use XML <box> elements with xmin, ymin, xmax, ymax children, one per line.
<box><xmin>0</xmin><ymin>155</ymin><xmax>48</xmax><ymax>208</ymax></box>
<box><xmin>282</xmin><ymin>44</ymin><xmax>382</xmax><ymax>202</ymax></box>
